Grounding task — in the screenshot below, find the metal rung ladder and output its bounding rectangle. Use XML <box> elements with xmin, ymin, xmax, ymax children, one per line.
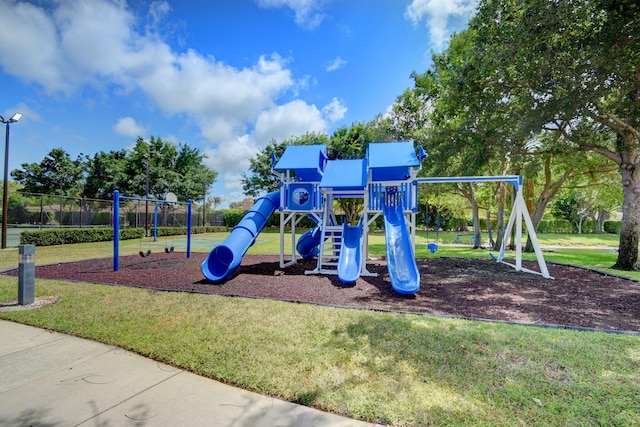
<box><xmin>305</xmin><ymin>223</ymin><xmax>342</xmax><ymax>275</ymax></box>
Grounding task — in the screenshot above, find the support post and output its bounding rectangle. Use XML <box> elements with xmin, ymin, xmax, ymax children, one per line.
<box><xmin>113</xmin><ymin>190</ymin><xmax>120</xmax><ymax>271</ymax></box>
<box><xmin>187</xmin><ymin>200</ymin><xmax>192</xmax><ymax>258</ymax></box>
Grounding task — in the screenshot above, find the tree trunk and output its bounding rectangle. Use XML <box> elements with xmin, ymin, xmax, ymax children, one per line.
<box><xmin>613</xmin><ymin>160</ymin><xmax>640</xmax><ymax>270</ymax></box>
<box><xmin>524</xmin><ymin>156</ymin><xmax>573</xmax><ymax>252</ymax></box>
<box><xmin>458</xmin><ymin>183</ymin><xmax>482</xmax><ymax>249</ymax></box>
<box><xmin>523</xmin><ymin>178</ymin><xmax>535</xmax><ymax>215</ymax></box>
<box><xmin>466</xmin><ymin>185</ymin><xmax>482</xmax><ymax>249</ymax></box>
<box><xmin>339</xmin><ymin>198</ymin><xmax>363</xmax><ymax>225</ymax></box>
<box><xmin>596</xmin><ymin>208</ymin><xmax>609</xmax><ymax>234</ymax></box>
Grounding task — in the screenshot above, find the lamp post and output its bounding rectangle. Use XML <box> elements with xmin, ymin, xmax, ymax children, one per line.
<box><xmin>145</xmin><ymin>153</ymin><xmax>150</xmax><ymax>237</ymax></box>
<box><xmin>0</xmin><ymin>113</ymin><xmax>22</xmax><ymax>249</ymax></box>
<box><xmin>143</xmin><ymin>141</ymin><xmax>155</xmax><ymax>237</ymax></box>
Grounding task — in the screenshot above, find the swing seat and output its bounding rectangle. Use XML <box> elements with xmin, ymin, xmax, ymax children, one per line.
<box><xmin>165</xmin><ymin>246</ymin><xmax>175</xmax><ymax>253</ymax></box>
<box><xmin>139</xmin><ymin>249</ymin><xmax>151</xmax><ymax>257</ymax></box>
<box><xmin>427</xmin><ymin>243</ymin><xmax>438</xmax><ymax>253</ymax></box>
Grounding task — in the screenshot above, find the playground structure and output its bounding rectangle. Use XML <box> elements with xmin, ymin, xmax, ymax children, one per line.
<box><xmin>113</xmin><ymin>190</ymin><xmax>192</xmax><ymax>271</ymax></box>
<box><xmin>200</xmin><ymin>142</ymin><xmax>552</xmax><ymax>295</ymax></box>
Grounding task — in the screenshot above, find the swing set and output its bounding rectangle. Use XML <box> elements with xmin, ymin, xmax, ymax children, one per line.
<box><xmin>152</xmin><ymin>192</ymin><xmax>181</xmax><ymax>254</ymax></box>
<box><xmin>426</xmin><ymin>183</ymin><xmax>495</xmax><ymax>248</ymax></box>
<box><xmin>112</xmin><ymin>190</ymin><xmax>192</xmax><ymax>271</ymax></box>
<box><xmin>418</xmin><ymin>175</ymin><xmax>552</xmax><ymax>279</ymax></box>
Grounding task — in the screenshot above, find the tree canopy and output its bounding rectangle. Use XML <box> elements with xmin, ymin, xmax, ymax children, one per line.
<box><xmin>11</xmin><ymin>137</ymin><xmax>218</xmax><ymax>203</ymax></box>
<box><xmin>388</xmin><ymin>0</ymin><xmax>636</xmax><ymax>268</ymax></box>
<box><xmin>12</xmin><ymin>148</ymin><xmax>84</xmax><ymax>196</ymax></box>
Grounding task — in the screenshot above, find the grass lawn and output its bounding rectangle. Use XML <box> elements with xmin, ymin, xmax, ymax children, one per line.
<box><xmin>1</xmin><ymin>231</ymin><xmax>639</xmax><ymax>426</ymax></box>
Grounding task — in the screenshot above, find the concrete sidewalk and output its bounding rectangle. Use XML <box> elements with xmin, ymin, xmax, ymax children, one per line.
<box><xmin>0</xmin><ymin>320</ymin><xmax>378</xmax><ymax>426</ymax></box>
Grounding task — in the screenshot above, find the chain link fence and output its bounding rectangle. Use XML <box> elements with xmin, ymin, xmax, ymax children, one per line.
<box><xmin>2</xmin><ymin>190</ymin><xmax>224</xmax><ymax>247</ymax></box>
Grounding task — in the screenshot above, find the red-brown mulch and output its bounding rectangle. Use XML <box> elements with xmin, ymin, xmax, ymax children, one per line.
<box><xmin>6</xmin><ymin>253</ymin><xmax>640</xmax><ymax>333</ymax></box>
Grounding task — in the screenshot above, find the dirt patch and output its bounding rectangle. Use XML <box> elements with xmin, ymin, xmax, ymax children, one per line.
<box><xmin>0</xmin><ymin>296</ymin><xmax>61</xmax><ymax>312</ymax></box>
<box><xmin>4</xmin><ymin>253</ymin><xmax>640</xmax><ymax>333</ymax></box>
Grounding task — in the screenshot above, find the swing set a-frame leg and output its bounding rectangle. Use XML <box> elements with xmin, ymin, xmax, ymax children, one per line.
<box><xmin>496</xmin><ymin>188</ymin><xmax>553</xmax><ymax>279</ymax></box>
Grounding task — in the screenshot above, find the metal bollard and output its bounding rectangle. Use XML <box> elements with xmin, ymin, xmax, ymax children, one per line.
<box><xmin>18</xmin><ymin>244</ymin><xmax>35</xmax><ymax>305</ymax></box>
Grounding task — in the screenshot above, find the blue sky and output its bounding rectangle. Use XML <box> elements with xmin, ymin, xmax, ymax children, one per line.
<box><xmin>0</xmin><ymin>0</ymin><xmax>476</xmax><ymax>207</ymax></box>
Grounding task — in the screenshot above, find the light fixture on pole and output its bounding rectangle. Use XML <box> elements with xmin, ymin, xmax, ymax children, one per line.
<box><xmin>0</xmin><ymin>113</ymin><xmax>22</xmax><ymax>249</ymax></box>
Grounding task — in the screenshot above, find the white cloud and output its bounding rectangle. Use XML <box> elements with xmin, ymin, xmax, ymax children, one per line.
<box><xmin>205</xmin><ymin>135</ymin><xmax>256</xmax><ymax>176</ymax></box>
<box><xmin>0</xmin><ymin>2</ymin><xmax>68</xmax><ymax>92</ymax></box>
<box><xmin>326</xmin><ymin>56</ymin><xmax>346</xmax><ymax>72</ymax></box>
<box><xmin>255</xmin><ymin>0</ymin><xmax>330</xmax><ymax>29</ymax></box>
<box><xmin>147</xmin><ymin>1</ymin><xmax>171</xmax><ymax>31</ymax></box>
<box><xmin>207</xmin><ymin>96</ymin><xmax>346</xmax><ymax>203</ymax></box>
<box><xmin>113</xmin><ymin>117</ymin><xmax>147</xmax><ymax>137</ymax></box>
<box><xmin>252</xmin><ymin>100</ymin><xmax>326</xmax><ymax>146</ymax></box>
<box><xmin>322</xmin><ymin>97</ymin><xmax>347</xmax><ymax>122</ymax></box>
<box><xmin>0</xmin><ymin>0</ymin><xmax>343</xmax><ymax>206</ymax></box>
<box><xmin>405</xmin><ymin>0</ymin><xmax>477</xmax><ymax>48</ymax></box>
<box><xmin>137</xmin><ymin>51</ymin><xmax>293</xmax><ymax>141</ymax></box>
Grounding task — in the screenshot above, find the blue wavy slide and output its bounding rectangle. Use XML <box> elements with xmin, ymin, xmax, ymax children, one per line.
<box><xmin>296</xmin><ymin>222</ymin><xmax>322</xmax><ymax>259</ymax></box>
<box><xmin>338</xmin><ymin>221</ymin><xmax>363</xmax><ymax>283</ymax></box>
<box><xmin>382</xmin><ymin>201</ymin><xmax>420</xmax><ymax>295</ymax></box>
<box><xmin>201</xmin><ymin>191</ymin><xmax>280</xmax><ymax>282</ymax></box>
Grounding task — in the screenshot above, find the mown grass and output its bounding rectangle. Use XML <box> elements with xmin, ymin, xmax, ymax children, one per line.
<box><xmin>1</xmin><ymin>231</ymin><xmax>639</xmax><ymax>426</ymax></box>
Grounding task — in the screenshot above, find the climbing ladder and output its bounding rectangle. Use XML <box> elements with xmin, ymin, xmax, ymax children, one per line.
<box><xmin>305</xmin><ymin>194</ymin><xmax>342</xmax><ymax>275</ymax></box>
<box><xmin>316</xmin><ymin>223</ymin><xmax>342</xmax><ymax>274</ymax></box>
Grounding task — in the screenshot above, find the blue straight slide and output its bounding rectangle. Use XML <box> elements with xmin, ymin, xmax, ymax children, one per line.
<box><xmin>338</xmin><ymin>221</ymin><xmax>363</xmax><ymax>283</ymax></box>
<box><xmin>201</xmin><ymin>191</ymin><xmax>279</xmax><ymax>282</ymax></box>
<box><xmin>382</xmin><ymin>202</ymin><xmax>420</xmax><ymax>295</ymax></box>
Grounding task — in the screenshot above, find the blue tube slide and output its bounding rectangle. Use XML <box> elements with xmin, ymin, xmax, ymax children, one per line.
<box><xmin>201</xmin><ymin>191</ymin><xmax>279</xmax><ymax>282</ymax></box>
<box><xmin>296</xmin><ymin>224</ymin><xmax>322</xmax><ymax>259</ymax></box>
<box><xmin>338</xmin><ymin>221</ymin><xmax>363</xmax><ymax>284</ymax></box>
<box><xmin>382</xmin><ymin>201</ymin><xmax>420</xmax><ymax>295</ymax></box>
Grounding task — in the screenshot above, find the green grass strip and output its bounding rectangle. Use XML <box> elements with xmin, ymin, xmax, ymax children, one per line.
<box><xmin>1</xmin><ymin>232</ymin><xmax>639</xmax><ymax>425</ymax></box>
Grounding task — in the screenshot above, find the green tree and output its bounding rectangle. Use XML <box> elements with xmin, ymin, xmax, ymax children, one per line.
<box><xmin>395</xmin><ymin>29</ymin><xmax>540</xmax><ymax>249</ymax></box>
<box><xmin>465</xmin><ymin>0</ymin><xmax>640</xmax><ymax>269</ymax></box>
<box><xmin>82</xmin><ymin>150</ymin><xmax>128</xmax><ymax>200</ymax></box>
<box><xmin>210</xmin><ymin>196</ymin><xmax>223</xmax><ymax>211</ymax></box>
<box><xmin>552</xmin><ymin>191</ymin><xmax>591</xmax><ymax>234</ymax></box>
<box><xmin>229</xmin><ymin>198</ymin><xmax>254</xmax><ymax>209</ymax></box>
<box><xmin>11</xmin><ymin>148</ymin><xmax>84</xmax><ymax>197</ymax></box>
<box><xmin>122</xmin><ymin>136</ymin><xmax>217</xmax><ymax>202</ymax></box>
<box><xmin>172</xmin><ymin>143</ymin><xmax>218</xmax><ymax>202</ymax></box>
<box><xmin>242</xmin><ymin>132</ymin><xmax>330</xmax><ymax>197</ymax></box>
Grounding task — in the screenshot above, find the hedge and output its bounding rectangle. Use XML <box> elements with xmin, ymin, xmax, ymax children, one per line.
<box><xmin>603</xmin><ymin>221</ymin><xmax>621</xmax><ymax>234</ymax></box>
<box><xmin>19</xmin><ymin>225</ymin><xmax>231</xmax><ymax>247</ymax></box>
<box><xmin>20</xmin><ymin>227</ymin><xmax>135</xmax><ymax>246</ymax></box>
<box><xmin>221</xmin><ymin>209</ymin><xmax>317</xmax><ymax>229</ymax></box>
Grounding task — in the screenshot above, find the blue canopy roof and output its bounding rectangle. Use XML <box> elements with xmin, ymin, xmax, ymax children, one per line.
<box><xmin>319</xmin><ymin>159</ymin><xmax>367</xmax><ymax>191</ymax></box>
<box><xmin>367</xmin><ymin>142</ymin><xmax>420</xmax><ymax>182</ymax></box>
<box><xmin>273</xmin><ymin>145</ymin><xmax>328</xmax><ymax>182</ymax></box>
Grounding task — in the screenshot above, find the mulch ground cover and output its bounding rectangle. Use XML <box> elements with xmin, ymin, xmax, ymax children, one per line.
<box><xmin>5</xmin><ymin>253</ymin><xmax>640</xmax><ymax>334</ymax></box>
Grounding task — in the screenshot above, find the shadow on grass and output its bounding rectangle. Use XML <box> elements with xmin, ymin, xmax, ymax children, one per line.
<box><xmin>321</xmin><ymin>312</ymin><xmax>640</xmax><ymax>425</ymax></box>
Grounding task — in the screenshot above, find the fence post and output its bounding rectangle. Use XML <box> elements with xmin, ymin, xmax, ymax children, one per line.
<box><xmin>39</xmin><ymin>195</ymin><xmax>43</xmax><ymax>229</ymax></box>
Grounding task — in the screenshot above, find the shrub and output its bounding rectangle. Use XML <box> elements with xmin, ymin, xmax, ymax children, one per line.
<box><xmin>223</xmin><ymin>210</ymin><xmax>245</xmax><ymax>227</ymax></box>
<box><xmin>19</xmin><ymin>225</ymin><xmax>233</xmax><ymax>247</ymax></box>
<box><xmin>21</xmin><ymin>227</ymin><xmax>124</xmax><ymax>246</ymax></box>
<box><xmin>537</xmin><ymin>220</ymin><xmax>574</xmax><ymax>233</ymax></box>
<box><xmin>581</xmin><ymin>220</ymin><xmax>598</xmax><ymax>234</ymax></box>
<box><xmin>604</xmin><ymin>220</ymin><xmax>621</xmax><ymax>234</ymax></box>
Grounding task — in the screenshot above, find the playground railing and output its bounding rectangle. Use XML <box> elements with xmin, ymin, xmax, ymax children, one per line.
<box><xmin>368</xmin><ymin>182</ymin><xmax>417</xmax><ymax>212</ymax></box>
